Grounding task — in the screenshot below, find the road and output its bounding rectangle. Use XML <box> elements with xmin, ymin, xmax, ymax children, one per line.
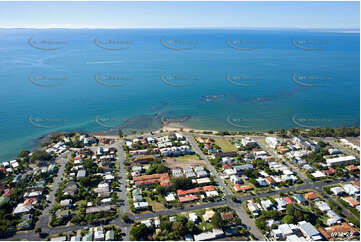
<box><xmin>254</xmin><ymin>137</ymin><xmax>312</xmax><ymax>184</ymax></box>
<box><xmin>186</xmin><ymin>134</ymin><xmax>266</xmax><ymax>240</ymax></box>
<box><xmin>6</xmin><ymin>133</ymin><xmax>359</xmax><ymax>241</ymax></box>
<box><xmin>37</xmin><ymin>151</ymin><xmax>71</xmax><ymax>234</ymax></box>
<box><xmin>321</xmin><ymin>137</ymin><xmax>360</xmax><ymax>159</ymax></box>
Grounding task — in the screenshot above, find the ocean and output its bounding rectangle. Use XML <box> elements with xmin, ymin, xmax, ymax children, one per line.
<box><xmin>0</xmin><ymin>28</ymin><xmax>359</xmax><ymax>161</ymax></box>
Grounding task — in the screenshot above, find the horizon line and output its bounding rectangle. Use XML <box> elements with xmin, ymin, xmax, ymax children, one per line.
<box><xmin>0</xmin><ymin>26</ymin><xmax>360</xmax><ymax>31</ymax></box>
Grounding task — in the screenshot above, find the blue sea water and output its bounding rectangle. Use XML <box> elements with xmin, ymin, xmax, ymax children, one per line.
<box><xmin>0</xmin><ymin>28</ymin><xmax>359</xmax><ymax>161</ymax></box>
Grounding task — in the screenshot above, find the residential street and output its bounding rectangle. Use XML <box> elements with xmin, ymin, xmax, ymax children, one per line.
<box><xmin>5</xmin><ymin>134</ymin><xmax>359</xmax><ymax>241</ymax></box>
<box><xmin>186</xmin><ymin>134</ymin><xmax>266</xmax><ymax>240</ymax></box>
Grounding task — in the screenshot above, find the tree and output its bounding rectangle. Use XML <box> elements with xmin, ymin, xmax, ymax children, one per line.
<box><xmin>30</xmin><ymin>150</ymin><xmax>52</xmax><ymax>162</ymax></box>
<box><xmin>17</xmin><ymin>150</ymin><xmax>30</xmax><ymax>158</ymax></box>
<box><xmin>130</xmin><ymin>224</ymin><xmax>148</xmax><ymax>240</ymax></box>
<box><xmin>35</xmin><ymin>227</ymin><xmax>41</xmax><ymax>233</ymax></box>
<box><xmin>211</xmin><ymin>212</ymin><xmax>224</xmax><ymax>229</ymax></box>
<box><xmin>171</xmin><ymin>177</ymin><xmax>193</xmax><ymax>190</ymax></box>
<box><xmin>282</xmin><ymin>215</ymin><xmax>295</xmax><ymax>224</ymax></box>
<box><xmin>118</xmin><ymin>129</ymin><xmax>123</xmax><ymax>138</ymax></box>
<box><xmin>121</xmin><ymin>213</ymin><xmax>129</xmax><ymax>223</ymax></box>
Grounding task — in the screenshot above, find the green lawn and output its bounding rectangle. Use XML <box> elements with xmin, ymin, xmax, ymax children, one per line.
<box><xmin>214</xmin><ymin>138</ymin><xmax>237</xmax><ymax>152</ymax></box>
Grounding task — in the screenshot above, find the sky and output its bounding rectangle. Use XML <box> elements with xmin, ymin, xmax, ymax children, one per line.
<box><xmin>0</xmin><ymin>1</ymin><xmax>359</xmax><ymax>29</ymax></box>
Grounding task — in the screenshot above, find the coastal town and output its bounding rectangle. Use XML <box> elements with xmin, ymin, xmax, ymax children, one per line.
<box><xmin>0</xmin><ymin>127</ymin><xmax>360</xmax><ymax>241</ymax></box>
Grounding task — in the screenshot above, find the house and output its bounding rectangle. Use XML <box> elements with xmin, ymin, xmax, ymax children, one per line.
<box><xmin>86</xmin><ymin>205</ymin><xmax>115</xmax><ymax>214</ymax></box>
<box><xmin>196</xmin><ymin>177</ymin><xmax>211</xmax><ymax>185</ymax></box>
<box><xmin>196</xmin><ymin>170</ymin><xmax>208</xmax><ymax>178</ymax></box>
<box><xmin>256</xmin><ymin>178</ymin><xmax>267</xmax><ymax>186</ymax></box>
<box><xmin>203</xmin><ymin>209</ymin><xmax>216</xmax><ymax>221</ymax></box>
<box><xmin>283</xmin><ymin>197</ymin><xmax>293</xmax><ymax>205</ymax></box>
<box><xmin>133</xmin><ymin>173</ymin><xmax>171</xmax><ymax>187</ymax></box>
<box><xmin>51</xmin><ymin>236</ymin><xmax>67</xmax><ymax>241</ymax></box>
<box><xmin>326</xmin><ymin>210</ymin><xmax>342</xmax><ymax>226</ymax></box>
<box><xmin>222</xmin><ymin>164</ymin><xmax>232</xmax><ymax>170</ymax></box>
<box><xmin>172</xmin><ymin>169</ymin><xmax>183</xmax><ymax>177</ymax></box>
<box><xmin>154</xmin><ymin>218</ymin><xmax>160</xmax><ymax>228</ymax></box>
<box><xmin>105</xmin><ymin>230</ymin><xmax>115</xmax><ymax>241</ymax></box>
<box><xmin>322</xmin><ymin>168</ymin><xmax>336</xmax><ymax>176</ymax></box>
<box><xmin>304</xmin><ymin>192</ymin><xmax>319</xmax><ymax>201</ymax></box>
<box><xmin>70</xmin><ymin>236</ymin><xmax>81</xmax><ymax>241</ymax></box>
<box><xmin>55</xmin><ymin>209</ymin><xmax>72</xmax><ymax>219</ymax></box>
<box><xmin>261</xmin><ymin>200</ymin><xmax>273</xmax><ymax>210</ymax></box>
<box><xmin>221</xmin><ymin>212</ymin><xmax>234</xmax><ymax>220</ymax></box>
<box><xmin>101</xmin><ymin>198</ymin><xmax>112</xmax><ymax>205</ymax></box>
<box><xmin>189</xmin><ymin>212</ymin><xmax>198</xmax><ymax>222</ymax></box>
<box><xmin>224</xmin><ymin>168</ymin><xmax>237</xmax><ymax>176</ymax></box>
<box><xmin>241</xmin><ymin>137</ymin><xmax>258</xmax><ymax>147</ymax></box>
<box><xmin>134</xmin><ymin>202</ymin><xmax>149</xmax><ymax>210</ymax></box>
<box><xmin>311</xmin><ymin>170</ymin><xmax>326</xmax><ymax>178</ymax></box>
<box><xmin>343</xmin><ymin>184</ymin><xmax>360</xmax><ymax>197</ymax></box>
<box><xmin>247</xmin><ymin>201</ymin><xmax>261</xmax><ymax>216</ymax></box>
<box><xmin>13</xmin><ymin>204</ymin><xmax>32</xmax><ymax>215</ymax></box>
<box><xmin>315</xmin><ymin>201</ymin><xmax>331</xmax><ymax>212</ymax></box>
<box><xmin>94</xmin><ymin>227</ymin><xmax>104</xmax><ymax>241</ymax></box>
<box><xmin>331</xmin><ymin>186</ymin><xmax>344</xmax><ymax>196</ymax></box>
<box><xmin>234</xmin><ymin>184</ymin><xmax>253</xmax><ymax>192</ymax></box>
<box><xmin>293</xmin><ymin>194</ymin><xmax>307</xmax><ymax>204</ymax></box>
<box><xmin>230</xmin><ymin>175</ymin><xmax>243</xmax><ymax>184</ymax></box>
<box><xmin>265</xmin><ymin>137</ymin><xmax>280</xmax><ymax>148</ymax></box>
<box><xmin>60</xmin><ymin>199</ymin><xmax>73</xmax><ymax>208</ymax></box>
<box><xmin>77</xmin><ymin>170</ymin><xmax>86</xmax><ymax>179</ymax></box>
<box><xmin>206</xmin><ymin>190</ymin><xmax>219</xmax><ymax>197</ymax></box>
<box><xmin>132</xmin><ymin>155</ymin><xmax>154</xmax><ymax>165</ymax></box>
<box><xmin>326</xmin><ymin>155</ymin><xmax>356</xmax><ymax>167</ymax></box>
<box><xmin>265</xmin><ymin>176</ymin><xmax>277</xmax><ymax>185</ymax></box>
<box><xmin>346</xmin><ymin>164</ymin><xmax>359</xmax><ymax>172</ymax></box>
<box><xmin>179</xmin><ymin>195</ymin><xmax>199</xmax><ymax>203</ymax></box>
<box><xmin>165</xmin><ymin>193</ymin><xmax>176</xmax><ymax>202</ymax></box>
<box><xmin>276</xmin><ymin>198</ymin><xmax>288</xmax><ymax>211</ymax></box>
<box><xmin>185</xmin><ymin>171</ymin><xmax>196</xmax><ymax>178</ymax></box>
<box><xmin>328</xmin><ymin>148</ymin><xmax>341</xmax><ymax>155</ymax></box>
<box><xmin>278</xmin><ymin>224</ymin><xmax>294</xmax><ymax>238</ymax></box>
<box><xmin>341</xmin><ymin>197</ymin><xmax>360</xmax><ymax>207</ymax></box>
<box><xmin>298</xmin><ymin>221</ymin><xmax>322</xmax><ymax>240</ymax></box>
<box><xmin>234</xmin><ymin>164</ymin><xmax>254</xmax><ymax>172</ymax></box>
<box><xmin>318</xmin><ymin>222</ymin><xmax>359</xmax><ymax>240</ymax></box>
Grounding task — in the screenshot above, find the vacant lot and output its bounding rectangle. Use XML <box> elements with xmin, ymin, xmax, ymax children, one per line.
<box><xmin>164</xmin><ymin>154</ymin><xmax>205</xmax><ymax>169</ymax></box>
<box><xmin>214</xmin><ymin>138</ymin><xmax>237</xmax><ymax>152</ymax></box>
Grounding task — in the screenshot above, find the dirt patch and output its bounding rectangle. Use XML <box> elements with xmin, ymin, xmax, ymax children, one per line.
<box><xmin>164</xmin><ymin>155</ymin><xmax>205</xmax><ymax>169</ymax></box>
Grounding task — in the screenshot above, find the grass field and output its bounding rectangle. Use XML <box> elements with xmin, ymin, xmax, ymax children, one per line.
<box><xmin>164</xmin><ymin>154</ymin><xmax>205</xmax><ymax>169</ymax></box>
<box><xmin>214</xmin><ymin>138</ymin><xmax>237</xmax><ymax>152</ymax></box>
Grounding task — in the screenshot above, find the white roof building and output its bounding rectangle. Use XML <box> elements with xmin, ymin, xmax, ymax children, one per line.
<box><xmin>189</xmin><ymin>212</ymin><xmax>198</xmax><ymax>222</ymax></box>
<box><xmin>343</xmin><ymin>184</ymin><xmax>360</xmax><ymax>196</ymax></box>
<box><xmin>331</xmin><ymin>186</ymin><xmax>344</xmax><ymax>196</ymax></box>
<box><xmin>326</xmin><ymin>155</ymin><xmax>356</xmax><ymax>167</ymax></box>
<box><xmin>315</xmin><ymin>201</ymin><xmax>331</xmax><ymax>212</ymax></box>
